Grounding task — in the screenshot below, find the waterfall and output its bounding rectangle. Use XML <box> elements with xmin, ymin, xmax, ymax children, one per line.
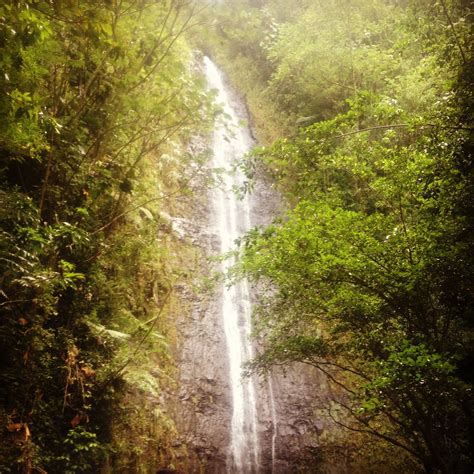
<box><xmin>267</xmin><ymin>376</ymin><xmax>278</xmax><ymax>473</ymax></box>
<box><xmin>204</xmin><ymin>56</ymin><xmax>260</xmax><ymax>473</ymax></box>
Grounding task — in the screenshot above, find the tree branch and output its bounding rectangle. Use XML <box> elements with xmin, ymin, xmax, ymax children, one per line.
<box><xmin>330</xmin><ymin>123</ymin><xmax>473</xmax><ymax>140</ymax></box>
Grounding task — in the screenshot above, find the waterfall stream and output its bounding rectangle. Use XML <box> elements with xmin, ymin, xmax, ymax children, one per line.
<box><xmin>204</xmin><ymin>56</ymin><xmax>262</xmax><ymax>473</ymax></box>
<box><xmin>173</xmin><ymin>56</ymin><xmax>323</xmax><ymax>474</ymax></box>
<box><xmin>267</xmin><ymin>376</ymin><xmax>278</xmax><ymax>473</ymax></box>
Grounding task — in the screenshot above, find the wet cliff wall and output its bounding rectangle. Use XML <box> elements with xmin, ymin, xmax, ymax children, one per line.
<box><xmin>161</xmin><ymin>59</ymin><xmax>356</xmax><ymax>474</ymax></box>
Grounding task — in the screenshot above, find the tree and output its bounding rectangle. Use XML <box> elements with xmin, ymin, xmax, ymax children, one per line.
<box><xmin>0</xmin><ymin>1</ymin><xmax>212</xmax><ymax>471</ymax></box>
<box><xmin>224</xmin><ymin>0</ymin><xmax>473</xmax><ymax>471</ymax></box>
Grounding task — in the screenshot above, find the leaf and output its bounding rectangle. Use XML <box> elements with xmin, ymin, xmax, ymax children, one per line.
<box><xmin>7</xmin><ymin>423</ymin><xmax>23</xmax><ymax>432</ymax></box>
<box><xmin>70</xmin><ymin>414</ymin><xmax>82</xmax><ymax>428</ymax></box>
<box><xmin>139</xmin><ymin>206</ymin><xmax>154</xmax><ymax>220</ymax></box>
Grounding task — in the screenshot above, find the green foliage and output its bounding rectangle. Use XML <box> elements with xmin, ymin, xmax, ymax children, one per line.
<box><xmin>201</xmin><ymin>0</ymin><xmax>470</xmax><ymax>143</ymax></box>
<box><xmin>0</xmin><ymin>0</ymin><xmax>211</xmax><ymax>471</ymax></box>
<box><xmin>61</xmin><ymin>427</ymin><xmax>104</xmax><ymax>473</ymax></box>
<box><xmin>215</xmin><ymin>0</ymin><xmax>474</xmax><ymax>471</ymax></box>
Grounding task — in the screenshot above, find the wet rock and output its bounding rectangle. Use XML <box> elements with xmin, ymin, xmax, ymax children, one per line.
<box><xmin>164</xmin><ymin>61</ymin><xmax>350</xmax><ymax>474</ymax></box>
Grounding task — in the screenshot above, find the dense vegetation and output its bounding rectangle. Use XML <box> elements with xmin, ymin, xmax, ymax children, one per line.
<box><xmin>202</xmin><ymin>0</ymin><xmax>473</xmax><ymax>472</ymax></box>
<box><xmin>0</xmin><ymin>1</ymin><xmax>212</xmax><ymax>472</ymax></box>
<box><xmin>2</xmin><ymin>0</ymin><xmax>473</xmax><ymax>472</ymax></box>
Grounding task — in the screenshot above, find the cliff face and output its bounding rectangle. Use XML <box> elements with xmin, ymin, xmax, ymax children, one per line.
<box><xmin>247</xmin><ymin>168</ymin><xmax>349</xmax><ymax>474</ymax></box>
<box><xmin>167</xmin><ymin>171</ymin><xmax>349</xmax><ymax>473</ymax></box>
<box><xmin>164</xmin><ymin>62</ymin><xmax>349</xmax><ymax>474</ymax></box>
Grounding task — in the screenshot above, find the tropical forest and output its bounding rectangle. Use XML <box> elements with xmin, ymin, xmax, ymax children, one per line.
<box><xmin>0</xmin><ymin>0</ymin><xmax>472</xmax><ymax>473</ymax></box>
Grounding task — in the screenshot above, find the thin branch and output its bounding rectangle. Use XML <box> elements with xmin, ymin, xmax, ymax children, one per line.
<box><xmin>439</xmin><ymin>0</ymin><xmax>467</xmax><ymax>64</ymax></box>
<box><xmin>301</xmin><ymin>360</ymin><xmax>358</xmax><ymax>396</ymax></box>
<box><xmin>0</xmin><ymin>299</ymin><xmax>35</xmax><ymax>308</ymax></box>
<box><xmin>126</xmin><ymin>4</ymin><xmax>207</xmax><ymax>93</ymax></box>
<box><xmin>137</xmin><ymin>1</ymin><xmax>176</xmax><ymax>72</ymax></box>
<box><xmin>328</xmin><ymin>403</ymin><xmax>420</xmax><ymax>459</ymax></box>
<box><xmin>64</xmin><ymin>48</ymin><xmax>114</xmax><ymax>129</ymax></box>
<box><xmin>305</xmin><ymin>357</ymin><xmax>371</xmax><ymax>381</ymax></box>
<box><xmin>330</xmin><ymin>123</ymin><xmax>473</xmax><ymax>140</ymax></box>
<box><xmin>123</xmin><ymin>113</ymin><xmax>192</xmax><ymax>174</ymax></box>
<box><xmin>397</xmin><ymin>196</ymin><xmax>414</xmax><ymax>265</ymax></box>
<box><xmin>38</xmin><ymin>140</ymin><xmax>54</xmax><ymax>219</ymax></box>
<box><xmin>90</xmin><ymin>155</ymin><xmax>206</xmax><ymax>236</ymax></box>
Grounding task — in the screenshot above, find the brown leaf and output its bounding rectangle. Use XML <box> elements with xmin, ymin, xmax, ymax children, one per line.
<box><xmin>80</xmin><ymin>366</ymin><xmax>95</xmax><ymax>378</ymax></box>
<box><xmin>70</xmin><ymin>413</ymin><xmax>82</xmax><ymax>428</ymax></box>
<box><xmin>23</xmin><ymin>423</ymin><xmax>30</xmax><ymax>440</ymax></box>
<box><xmin>7</xmin><ymin>423</ymin><xmax>23</xmax><ymax>432</ymax></box>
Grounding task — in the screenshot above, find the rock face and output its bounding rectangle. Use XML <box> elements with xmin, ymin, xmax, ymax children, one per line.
<box><xmin>165</xmin><ymin>195</ymin><xmax>232</xmax><ymax>472</ymax></box>
<box><xmin>246</xmin><ymin>175</ymin><xmax>347</xmax><ymax>474</ymax></box>
<box><xmin>173</xmin><ymin>285</ymin><xmax>231</xmax><ymax>472</ymax></box>
<box><xmin>167</xmin><ymin>60</ymin><xmax>347</xmax><ymax>473</ymax></box>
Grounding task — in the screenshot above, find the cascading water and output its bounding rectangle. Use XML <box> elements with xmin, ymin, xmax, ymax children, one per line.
<box><xmin>267</xmin><ymin>376</ymin><xmax>278</xmax><ymax>473</ymax></box>
<box><xmin>204</xmin><ymin>56</ymin><xmax>261</xmax><ymax>473</ymax></box>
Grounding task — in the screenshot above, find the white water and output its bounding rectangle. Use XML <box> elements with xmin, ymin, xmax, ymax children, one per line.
<box><xmin>204</xmin><ymin>56</ymin><xmax>260</xmax><ymax>473</ymax></box>
<box><xmin>267</xmin><ymin>376</ymin><xmax>278</xmax><ymax>473</ymax></box>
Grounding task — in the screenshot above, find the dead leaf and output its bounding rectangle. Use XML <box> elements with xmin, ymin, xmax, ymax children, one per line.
<box><xmin>80</xmin><ymin>366</ymin><xmax>95</xmax><ymax>378</ymax></box>
<box><xmin>6</xmin><ymin>423</ymin><xmax>30</xmax><ymax>443</ymax></box>
<box><xmin>7</xmin><ymin>423</ymin><xmax>22</xmax><ymax>432</ymax></box>
<box><xmin>70</xmin><ymin>413</ymin><xmax>82</xmax><ymax>428</ymax></box>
